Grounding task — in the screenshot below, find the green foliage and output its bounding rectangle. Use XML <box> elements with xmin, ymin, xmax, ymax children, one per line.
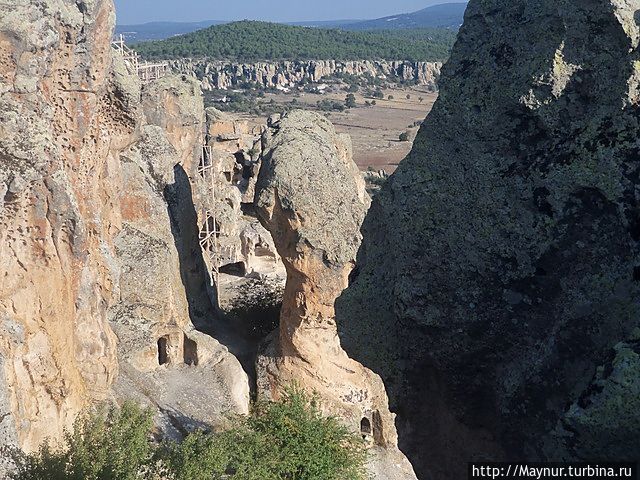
<box><xmin>317</xmin><ymin>99</ymin><xmax>346</xmax><ymax>112</ymax></box>
<box><xmin>345</xmin><ymin>94</ymin><xmax>357</xmax><ymax>108</ymax></box>
<box><xmin>160</xmin><ymin>431</ymin><xmax>230</xmax><ymax>480</ymax></box>
<box><xmin>399</xmin><ymin>131</ymin><xmax>410</xmax><ymax>142</ymax></box>
<box><xmin>135</xmin><ymin>20</ymin><xmax>457</xmax><ymax>62</ymax></box>
<box><xmin>11</xmin><ymin>402</ymin><xmax>154</xmax><ymax>480</ymax></box>
<box><xmin>221</xmin><ymin>387</ymin><xmax>367</xmax><ymax>480</ymax></box>
<box><xmin>13</xmin><ymin>389</ymin><xmax>367</xmax><ymax>480</ymax></box>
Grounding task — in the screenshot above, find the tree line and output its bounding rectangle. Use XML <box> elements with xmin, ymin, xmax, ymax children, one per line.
<box><xmin>135</xmin><ymin>21</ymin><xmax>457</xmax><ymax>62</ymax></box>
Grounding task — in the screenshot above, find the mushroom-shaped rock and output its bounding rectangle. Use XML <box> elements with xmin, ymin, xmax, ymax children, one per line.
<box><xmin>254</xmin><ymin>110</ymin><xmax>416</xmax><ymax>479</ymax></box>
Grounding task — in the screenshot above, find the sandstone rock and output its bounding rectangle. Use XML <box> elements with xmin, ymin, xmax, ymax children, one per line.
<box><xmin>0</xmin><ymin>0</ymin><xmax>251</xmax><ymax>460</ymax></box>
<box><xmin>198</xmin><ymin>107</ymin><xmax>267</xmax><ymax>275</ymax></box>
<box><xmin>110</xmin><ymin>80</ymin><xmax>250</xmax><ymax>434</ymax></box>
<box><xmin>337</xmin><ymin>1</ymin><xmax>640</xmax><ymax>478</ymax></box>
<box><xmin>142</xmin><ymin>74</ymin><xmax>203</xmax><ymax>168</ymax></box>
<box><xmin>254</xmin><ymin>110</ymin><xmax>416</xmax><ymax>479</ymax></box>
<box><xmin>0</xmin><ymin>0</ymin><xmax>124</xmax><ymax>452</ymax></box>
<box><xmin>169</xmin><ymin>59</ymin><xmax>442</xmax><ymax>91</ymax></box>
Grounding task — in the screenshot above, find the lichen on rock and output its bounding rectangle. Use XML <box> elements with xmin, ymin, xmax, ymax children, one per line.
<box><xmin>337</xmin><ymin>1</ymin><xmax>640</xmax><ymax>478</ymax></box>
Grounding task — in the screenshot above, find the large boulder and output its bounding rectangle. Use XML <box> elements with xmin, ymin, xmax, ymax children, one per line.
<box><xmin>254</xmin><ymin>110</ymin><xmax>416</xmax><ymax>479</ymax></box>
<box><xmin>337</xmin><ymin>1</ymin><xmax>640</xmax><ymax>478</ymax></box>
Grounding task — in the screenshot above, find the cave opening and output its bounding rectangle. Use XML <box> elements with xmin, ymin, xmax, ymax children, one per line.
<box><xmin>219</xmin><ymin>261</ymin><xmax>247</xmax><ymax>277</ymax></box>
<box><xmin>360</xmin><ymin>417</ymin><xmax>372</xmax><ymax>439</ymax></box>
<box><xmin>158</xmin><ymin>336</ymin><xmax>169</xmax><ymax>365</ymax></box>
<box><xmin>183</xmin><ymin>334</ymin><xmax>199</xmax><ymax>366</ymax></box>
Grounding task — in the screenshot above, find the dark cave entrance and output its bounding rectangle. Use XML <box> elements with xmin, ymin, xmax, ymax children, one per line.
<box><xmin>219</xmin><ymin>261</ymin><xmax>247</xmax><ymax>277</ymax></box>
<box><xmin>183</xmin><ymin>334</ymin><xmax>199</xmax><ymax>366</ymax></box>
<box><xmin>157</xmin><ymin>336</ymin><xmax>169</xmax><ymax>365</ymax></box>
<box><xmin>360</xmin><ymin>417</ymin><xmax>372</xmax><ymax>439</ymax></box>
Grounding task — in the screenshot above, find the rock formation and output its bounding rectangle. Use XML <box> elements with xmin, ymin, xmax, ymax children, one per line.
<box><xmin>169</xmin><ymin>59</ymin><xmax>442</xmax><ymax>91</ymax></box>
<box><xmin>337</xmin><ymin>1</ymin><xmax>640</xmax><ymax>478</ymax></box>
<box><xmin>0</xmin><ymin>0</ymin><xmax>124</xmax><ymax>452</ymax></box>
<box><xmin>110</xmin><ymin>74</ymin><xmax>250</xmax><ymax>437</ymax></box>
<box><xmin>254</xmin><ymin>110</ymin><xmax>416</xmax><ymax>479</ymax></box>
<box><xmin>0</xmin><ymin>0</ymin><xmax>250</xmax><ymax>457</ymax></box>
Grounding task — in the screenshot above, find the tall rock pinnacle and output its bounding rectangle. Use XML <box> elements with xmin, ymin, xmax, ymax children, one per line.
<box><xmin>255</xmin><ymin>110</ymin><xmax>417</xmax><ymax>479</ymax></box>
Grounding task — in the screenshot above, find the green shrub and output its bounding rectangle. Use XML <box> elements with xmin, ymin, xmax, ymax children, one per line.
<box><xmin>228</xmin><ymin>387</ymin><xmax>367</xmax><ymax>480</ymax></box>
<box><xmin>11</xmin><ymin>402</ymin><xmax>154</xmax><ymax>480</ymax></box>
<box><xmin>13</xmin><ymin>389</ymin><xmax>367</xmax><ymax>480</ymax></box>
<box><xmin>345</xmin><ymin>94</ymin><xmax>357</xmax><ymax>108</ymax></box>
<box><xmin>160</xmin><ymin>431</ymin><xmax>230</xmax><ymax>480</ymax></box>
<box><xmin>399</xmin><ymin>131</ymin><xmax>410</xmax><ymax>142</ymax></box>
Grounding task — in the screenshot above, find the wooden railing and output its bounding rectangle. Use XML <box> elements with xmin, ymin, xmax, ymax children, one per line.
<box><xmin>111</xmin><ymin>34</ymin><xmax>169</xmax><ymax>84</ymax></box>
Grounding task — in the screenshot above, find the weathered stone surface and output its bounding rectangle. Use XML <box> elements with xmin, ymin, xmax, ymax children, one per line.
<box><xmin>142</xmin><ymin>75</ymin><xmax>203</xmax><ymax>168</ymax></box>
<box><xmin>169</xmin><ymin>59</ymin><xmax>442</xmax><ymax>91</ymax></box>
<box><xmin>0</xmin><ymin>0</ymin><xmax>124</xmax><ymax>452</ymax></box>
<box><xmin>337</xmin><ymin>1</ymin><xmax>640</xmax><ymax>478</ymax></box>
<box><xmin>255</xmin><ymin>110</ymin><xmax>416</xmax><ymax>479</ymax></box>
<box><xmin>0</xmin><ymin>0</ymin><xmax>250</xmax><ymax>459</ymax></box>
<box><xmin>110</xmin><ymin>80</ymin><xmax>250</xmax><ymax>435</ymax></box>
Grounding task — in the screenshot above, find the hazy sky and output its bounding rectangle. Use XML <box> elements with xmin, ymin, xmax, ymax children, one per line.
<box><xmin>114</xmin><ymin>0</ymin><xmax>464</xmax><ymax>25</ymax></box>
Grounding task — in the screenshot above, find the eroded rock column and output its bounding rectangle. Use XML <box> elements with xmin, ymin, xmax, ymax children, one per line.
<box><xmin>254</xmin><ymin>110</ymin><xmax>416</xmax><ymax>479</ymax></box>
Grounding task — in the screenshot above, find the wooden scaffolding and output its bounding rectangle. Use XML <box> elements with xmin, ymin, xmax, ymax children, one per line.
<box><xmin>197</xmin><ymin>145</ymin><xmax>221</xmax><ymax>294</ymax></box>
<box><xmin>111</xmin><ymin>34</ymin><xmax>168</xmax><ymax>84</ymax></box>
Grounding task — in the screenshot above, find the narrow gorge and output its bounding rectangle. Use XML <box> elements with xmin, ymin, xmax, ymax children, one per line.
<box><xmin>1</xmin><ymin>0</ymin><xmax>639</xmax><ymax>479</ymax></box>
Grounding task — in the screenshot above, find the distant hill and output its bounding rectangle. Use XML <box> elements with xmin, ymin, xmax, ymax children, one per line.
<box><xmin>135</xmin><ymin>20</ymin><xmax>458</xmax><ymax>62</ymax></box>
<box><xmin>115</xmin><ymin>3</ymin><xmax>468</xmax><ymax>44</ymax></box>
<box><xmin>115</xmin><ymin>21</ymin><xmax>225</xmax><ymax>43</ymax></box>
<box><xmin>344</xmin><ymin>3</ymin><xmax>468</xmax><ymax>30</ymax></box>
<box><xmin>115</xmin><ymin>19</ymin><xmax>363</xmax><ymax>43</ymax></box>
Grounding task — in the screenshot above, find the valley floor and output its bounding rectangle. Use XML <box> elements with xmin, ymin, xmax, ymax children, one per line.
<box><xmin>237</xmin><ymin>86</ymin><xmax>437</xmax><ymax>173</ymax></box>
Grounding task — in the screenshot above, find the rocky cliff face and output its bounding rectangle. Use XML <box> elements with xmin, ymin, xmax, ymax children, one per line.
<box><xmin>337</xmin><ymin>1</ymin><xmax>640</xmax><ymax>478</ymax></box>
<box><xmin>0</xmin><ymin>0</ymin><xmax>250</xmax><ymax>455</ymax></box>
<box><xmin>169</xmin><ymin>59</ymin><xmax>442</xmax><ymax>91</ymax></box>
<box><xmin>0</xmin><ymin>0</ymin><xmax>125</xmax><ymax>451</ymax></box>
<box><xmin>254</xmin><ymin>111</ymin><xmax>416</xmax><ymax>480</ymax></box>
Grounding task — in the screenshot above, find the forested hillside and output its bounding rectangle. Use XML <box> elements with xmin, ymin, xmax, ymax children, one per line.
<box><xmin>135</xmin><ymin>21</ymin><xmax>457</xmax><ymax>61</ymax></box>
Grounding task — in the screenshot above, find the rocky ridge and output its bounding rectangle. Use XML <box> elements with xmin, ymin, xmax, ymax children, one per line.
<box><xmin>337</xmin><ymin>1</ymin><xmax>640</xmax><ymax>478</ymax></box>
<box><xmin>168</xmin><ymin>59</ymin><xmax>442</xmax><ymax>91</ymax></box>
<box><xmin>0</xmin><ymin>2</ymin><xmax>411</xmax><ymax>478</ymax></box>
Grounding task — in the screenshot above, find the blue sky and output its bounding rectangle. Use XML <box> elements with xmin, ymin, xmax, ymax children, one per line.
<box><xmin>114</xmin><ymin>0</ymin><xmax>463</xmax><ymax>25</ymax></box>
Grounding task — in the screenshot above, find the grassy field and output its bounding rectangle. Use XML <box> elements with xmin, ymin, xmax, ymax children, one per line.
<box><xmin>243</xmin><ymin>86</ymin><xmax>437</xmax><ymax>173</ymax></box>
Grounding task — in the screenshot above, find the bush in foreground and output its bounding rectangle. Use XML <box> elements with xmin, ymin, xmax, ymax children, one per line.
<box><xmin>12</xmin><ymin>388</ymin><xmax>367</xmax><ymax>480</ymax></box>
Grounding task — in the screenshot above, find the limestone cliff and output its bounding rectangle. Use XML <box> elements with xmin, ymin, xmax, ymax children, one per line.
<box><xmin>0</xmin><ymin>0</ymin><xmax>249</xmax><ymax>455</ymax></box>
<box><xmin>169</xmin><ymin>59</ymin><xmax>441</xmax><ymax>91</ymax></box>
<box><xmin>337</xmin><ymin>1</ymin><xmax>640</xmax><ymax>478</ymax></box>
<box><xmin>254</xmin><ymin>111</ymin><xmax>417</xmax><ymax>480</ymax></box>
<box><xmin>0</xmin><ymin>0</ymin><xmax>124</xmax><ymax>451</ymax></box>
